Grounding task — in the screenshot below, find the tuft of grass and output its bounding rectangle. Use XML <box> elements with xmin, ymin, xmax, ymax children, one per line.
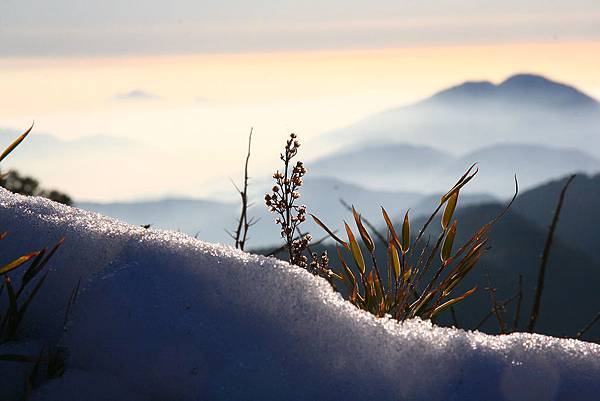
<box><xmin>312</xmin><ymin>165</ymin><xmax>518</xmax><ymax>321</ymax></box>
<box><xmin>0</xmin><ymin>125</ymin><xmax>70</xmax><ymax>398</ymax></box>
<box><xmin>0</xmin><ymin>235</ymin><xmax>65</xmax><ymax>342</ymax></box>
<box><xmin>0</xmin><ymin>125</ymin><xmax>66</xmax><ymax>343</ymax></box>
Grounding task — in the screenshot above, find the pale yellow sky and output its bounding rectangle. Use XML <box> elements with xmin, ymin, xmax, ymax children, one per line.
<box><xmin>3</xmin><ymin>41</ymin><xmax>600</xmax><ymax>120</ymax></box>
<box><xmin>1</xmin><ymin>41</ymin><xmax>600</xmax><ymax>200</ymax></box>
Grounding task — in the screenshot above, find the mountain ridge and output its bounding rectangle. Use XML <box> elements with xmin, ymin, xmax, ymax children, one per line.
<box><xmin>425</xmin><ymin>73</ymin><xmax>599</xmax><ymax>109</ymax></box>
<box><xmin>324</xmin><ymin>73</ymin><xmax>600</xmax><ymax>156</ymax></box>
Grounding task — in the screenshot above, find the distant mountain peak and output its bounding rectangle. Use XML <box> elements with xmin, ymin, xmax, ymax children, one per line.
<box><xmin>428</xmin><ymin>80</ymin><xmax>495</xmax><ymax>102</ymax></box>
<box><xmin>426</xmin><ymin>73</ymin><xmax>598</xmax><ymax>109</ymax></box>
<box><xmin>500</xmin><ymin>73</ymin><xmax>553</xmax><ymax>87</ymax></box>
<box><xmin>498</xmin><ymin>73</ymin><xmax>597</xmax><ymax>107</ymax></box>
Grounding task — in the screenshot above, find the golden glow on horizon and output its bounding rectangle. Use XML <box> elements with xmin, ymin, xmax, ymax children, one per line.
<box><xmin>2</xmin><ymin>41</ymin><xmax>600</xmax><ymax>119</ymax></box>
<box><xmin>1</xmin><ymin>41</ymin><xmax>600</xmax><ymax>200</ymax></box>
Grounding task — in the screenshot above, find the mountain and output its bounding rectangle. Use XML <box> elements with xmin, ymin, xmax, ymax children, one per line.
<box><xmin>77</xmin><ymin>177</ymin><xmax>492</xmax><ymax>249</ymax></box>
<box><xmin>325</xmin><ymin>73</ymin><xmax>600</xmax><ymax>156</ymax></box>
<box><xmin>436</xmin><ymin>144</ymin><xmax>600</xmax><ymax>196</ymax></box>
<box><xmin>309</xmin><ymin>139</ymin><xmax>599</xmax><ymax>197</ymax></box>
<box><xmin>308</xmin><ymin>143</ymin><xmax>451</xmax><ymax>193</ymax></box>
<box><xmin>428</xmin><ymin>74</ymin><xmax>599</xmax><ymax>110</ymax></box>
<box><xmin>77</xmin><ymin>177</ymin><xmax>423</xmax><ymax>247</ymax></box>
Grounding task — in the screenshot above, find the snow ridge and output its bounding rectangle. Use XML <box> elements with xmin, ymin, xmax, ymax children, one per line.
<box><xmin>0</xmin><ymin>188</ymin><xmax>599</xmax><ymax>401</ymax></box>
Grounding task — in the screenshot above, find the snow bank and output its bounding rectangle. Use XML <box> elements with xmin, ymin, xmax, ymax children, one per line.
<box><xmin>1</xmin><ymin>188</ymin><xmax>599</xmax><ymax>401</ymax></box>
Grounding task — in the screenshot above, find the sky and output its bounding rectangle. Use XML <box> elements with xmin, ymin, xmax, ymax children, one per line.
<box><xmin>1</xmin><ymin>1</ymin><xmax>600</xmax><ymax>201</ymax></box>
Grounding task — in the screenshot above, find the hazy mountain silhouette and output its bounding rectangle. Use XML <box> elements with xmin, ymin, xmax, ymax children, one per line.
<box><xmin>309</xmin><ymin>140</ymin><xmax>599</xmax><ymax>196</ymax></box>
<box><xmin>308</xmin><ymin>143</ymin><xmax>450</xmax><ymax>192</ymax></box>
<box><xmin>78</xmin><ymin>176</ymin><xmax>492</xmax><ymax>248</ymax></box>
<box><xmin>438</xmin><ymin>144</ymin><xmax>600</xmax><ymax>196</ymax></box>
<box><xmin>326</xmin><ymin>73</ymin><xmax>600</xmax><ymax>156</ymax></box>
<box><xmin>78</xmin><ymin>177</ymin><xmax>422</xmax><ymax>246</ymax></box>
<box><xmin>428</xmin><ymin>74</ymin><xmax>598</xmax><ymax>110</ymax></box>
<box><xmin>78</xmin><ymin>197</ymin><xmax>238</xmax><ymax>238</ymax></box>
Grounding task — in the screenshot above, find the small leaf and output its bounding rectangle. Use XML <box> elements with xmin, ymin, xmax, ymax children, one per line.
<box><xmin>372</xmin><ymin>270</ymin><xmax>384</xmax><ymax>304</ymax></box>
<box><xmin>352</xmin><ymin>206</ymin><xmax>374</xmax><ymax>254</ymax></box>
<box><xmin>401</xmin><ymin>211</ymin><xmax>410</xmax><ymax>254</ymax></box>
<box><xmin>441</xmin><ymin>191</ymin><xmax>458</xmax><ymax>229</ymax></box>
<box><xmin>366</xmin><ymin>271</ymin><xmax>376</xmax><ymax>308</ymax></box>
<box><xmin>0</xmin><ymin>124</ymin><xmax>33</xmax><ymax>163</ymax></box>
<box><xmin>381</xmin><ymin>207</ymin><xmax>402</xmax><ymax>251</ymax></box>
<box><xmin>403</xmin><ymin>267</ymin><xmax>412</xmax><ymax>283</ymax></box>
<box><xmin>17</xmin><ymin>271</ymin><xmax>49</xmax><ymax>327</ymax></box>
<box><xmin>430</xmin><ymin>287</ymin><xmax>477</xmax><ymax>318</ymax></box>
<box><xmin>345</xmin><ymin>222</ymin><xmax>365</xmax><ymax>275</ymax></box>
<box><xmin>0</xmin><ymin>252</ymin><xmax>40</xmax><ymax>275</ymax></box>
<box><xmin>311</xmin><ymin>214</ymin><xmax>348</xmax><ymax>249</ymax></box>
<box><xmin>21</xmin><ymin>237</ymin><xmax>64</xmax><ymax>287</ymax></box>
<box><xmin>389</xmin><ymin>239</ymin><xmax>401</xmax><ymax>281</ymax></box>
<box><xmin>4</xmin><ymin>276</ymin><xmax>18</xmax><ymax>335</ymax></box>
<box><xmin>441</xmin><ymin>220</ymin><xmax>458</xmax><ymax>262</ymax></box>
<box><xmin>440</xmin><ymin>163</ymin><xmax>478</xmax><ymax>204</ymax></box>
<box><xmin>410</xmin><ymin>290</ymin><xmax>436</xmax><ymax>318</ymax></box>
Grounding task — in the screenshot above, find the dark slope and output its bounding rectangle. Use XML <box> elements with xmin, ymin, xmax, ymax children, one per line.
<box><xmin>512</xmin><ymin>173</ymin><xmax>600</xmax><ymax>263</ymax></box>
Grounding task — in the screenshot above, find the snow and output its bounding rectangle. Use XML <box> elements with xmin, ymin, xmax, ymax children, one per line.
<box><xmin>1</xmin><ymin>187</ymin><xmax>599</xmax><ymax>401</ymax></box>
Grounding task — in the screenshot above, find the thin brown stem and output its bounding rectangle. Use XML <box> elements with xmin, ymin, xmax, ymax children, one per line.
<box><xmin>575</xmin><ymin>312</ymin><xmax>600</xmax><ymax>341</ymax></box>
<box><xmin>474</xmin><ymin>292</ymin><xmax>518</xmax><ymax>331</ymax></box>
<box><xmin>450</xmin><ymin>307</ymin><xmax>459</xmax><ymax>328</ymax></box>
<box><xmin>233</xmin><ymin>128</ymin><xmax>253</xmax><ymax>251</ymax></box>
<box><xmin>485</xmin><ymin>272</ymin><xmax>506</xmax><ymax>334</ymax></box>
<box><xmin>527</xmin><ymin>174</ymin><xmax>576</xmax><ymax>333</ymax></box>
<box><xmin>512</xmin><ymin>274</ymin><xmax>523</xmax><ymax>332</ymax></box>
<box><xmin>265</xmin><ymin>231</ymin><xmax>331</xmax><ymax>257</ymax></box>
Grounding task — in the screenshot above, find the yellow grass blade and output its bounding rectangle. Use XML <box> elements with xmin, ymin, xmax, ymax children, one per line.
<box><xmin>345</xmin><ymin>222</ymin><xmax>365</xmax><ymax>275</ymax></box>
<box><xmin>0</xmin><ymin>124</ymin><xmax>33</xmax><ymax>163</ymax></box>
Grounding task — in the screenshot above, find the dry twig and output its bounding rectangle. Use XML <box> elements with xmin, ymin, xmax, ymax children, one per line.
<box><xmin>527</xmin><ymin>174</ymin><xmax>576</xmax><ymax>333</ymax></box>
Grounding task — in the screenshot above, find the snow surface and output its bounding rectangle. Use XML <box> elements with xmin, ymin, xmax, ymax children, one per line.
<box><xmin>1</xmin><ymin>187</ymin><xmax>599</xmax><ymax>401</ymax></box>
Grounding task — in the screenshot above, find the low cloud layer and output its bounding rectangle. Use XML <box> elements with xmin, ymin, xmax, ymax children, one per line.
<box><xmin>112</xmin><ymin>90</ymin><xmax>162</xmax><ymax>101</ymax></box>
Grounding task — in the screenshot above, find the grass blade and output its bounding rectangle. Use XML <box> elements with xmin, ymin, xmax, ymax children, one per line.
<box><xmin>430</xmin><ymin>286</ymin><xmax>477</xmax><ymax>318</ymax></box>
<box><xmin>401</xmin><ymin>211</ymin><xmax>410</xmax><ymax>254</ymax></box>
<box><xmin>344</xmin><ymin>222</ymin><xmax>365</xmax><ymax>275</ymax></box>
<box><xmin>352</xmin><ymin>206</ymin><xmax>375</xmax><ymax>253</ymax></box>
<box><xmin>441</xmin><ymin>220</ymin><xmax>457</xmax><ymax>263</ymax></box>
<box><xmin>441</xmin><ymin>191</ymin><xmax>458</xmax><ymax>229</ymax></box>
<box><xmin>0</xmin><ymin>252</ymin><xmax>40</xmax><ymax>275</ymax></box>
<box><xmin>0</xmin><ymin>124</ymin><xmax>33</xmax><ymax>163</ymax></box>
<box><xmin>311</xmin><ymin>214</ymin><xmax>348</xmax><ymax>249</ymax></box>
